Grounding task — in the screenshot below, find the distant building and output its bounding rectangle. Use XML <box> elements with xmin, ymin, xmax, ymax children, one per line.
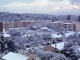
<box><xmin>0</xmin><ymin>20</ymin><xmax>37</xmax><ymax>31</ymax></box>
<box><xmin>52</xmin><ymin>21</ymin><xmax>80</xmax><ymax>31</ymax></box>
<box><xmin>0</xmin><ymin>20</ymin><xmax>52</xmax><ymax>31</ymax></box>
<box><xmin>57</xmin><ymin>15</ymin><xmax>67</xmax><ymax>20</ymax></box>
<box><xmin>78</xmin><ymin>16</ymin><xmax>80</xmax><ymax>22</ymax></box>
<box><xmin>67</xmin><ymin>15</ymin><xmax>77</xmax><ymax>21</ymax></box>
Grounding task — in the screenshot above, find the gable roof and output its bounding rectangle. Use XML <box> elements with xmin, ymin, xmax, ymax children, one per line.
<box><xmin>51</xmin><ymin>42</ymin><xmax>65</xmax><ymax>50</ymax></box>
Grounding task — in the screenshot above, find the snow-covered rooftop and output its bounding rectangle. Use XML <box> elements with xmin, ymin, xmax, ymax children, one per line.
<box><xmin>40</xmin><ymin>27</ymin><xmax>48</xmax><ymax>30</ymax></box>
<box><xmin>51</xmin><ymin>42</ymin><xmax>65</xmax><ymax>50</ymax></box>
<box><xmin>2</xmin><ymin>52</ymin><xmax>29</xmax><ymax>60</ymax></box>
<box><xmin>51</xmin><ymin>34</ymin><xmax>62</xmax><ymax>38</ymax></box>
<box><xmin>4</xmin><ymin>33</ymin><xmax>11</xmax><ymax>38</ymax></box>
<box><xmin>3</xmin><ymin>29</ymin><xmax>11</xmax><ymax>38</ymax></box>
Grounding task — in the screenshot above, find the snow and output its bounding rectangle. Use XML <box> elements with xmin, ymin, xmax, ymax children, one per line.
<box><xmin>64</xmin><ymin>31</ymin><xmax>75</xmax><ymax>37</ymax></box>
<box><xmin>51</xmin><ymin>42</ymin><xmax>65</xmax><ymax>50</ymax></box>
<box><xmin>77</xmin><ymin>48</ymin><xmax>80</xmax><ymax>51</ymax></box>
<box><xmin>51</xmin><ymin>34</ymin><xmax>62</xmax><ymax>38</ymax></box>
<box><xmin>2</xmin><ymin>52</ymin><xmax>29</xmax><ymax>60</ymax></box>
<box><xmin>3</xmin><ymin>29</ymin><xmax>11</xmax><ymax>38</ymax></box>
<box><xmin>64</xmin><ymin>23</ymin><xmax>72</xmax><ymax>24</ymax></box>
<box><xmin>76</xmin><ymin>46</ymin><xmax>80</xmax><ymax>51</ymax></box>
<box><xmin>40</xmin><ymin>27</ymin><xmax>48</xmax><ymax>30</ymax></box>
<box><xmin>4</xmin><ymin>33</ymin><xmax>10</xmax><ymax>38</ymax></box>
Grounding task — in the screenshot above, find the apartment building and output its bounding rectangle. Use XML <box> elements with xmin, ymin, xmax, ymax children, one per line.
<box><xmin>0</xmin><ymin>20</ymin><xmax>52</xmax><ymax>32</ymax></box>
<box><xmin>52</xmin><ymin>21</ymin><xmax>80</xmax><ymax>31</ymax></box>
<box><xmin>78</xmin><ymin>16</ymin><xmax>80</xmax><ymax>22</ymax></box>
<box><xmin>52</xmin><ymin>21</ymin><xmax>64</xmax><ymax>29</ymax></box>
<box><xmin>54</xmin><ymin>15</ymin><xmax>77</xmax><ymax>21</ymax></box>
<box><xmin>2</xmin><ymin>20</ymin><xmax>38</xmax><ymax>31</ymax></box>
<box><xmin>67</xmin><ymin>15</ymin><xmax>77</xmax><ymax>21</ymax></box>
<box><xmin>36</xmin><ymin>20</ymin><xmax>52</xmax><ymax>23</ymax></box>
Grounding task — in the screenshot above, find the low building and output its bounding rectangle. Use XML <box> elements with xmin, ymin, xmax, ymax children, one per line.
<box><xmin>2</xmin><ymin>52</ymin><xmax>40</xmax><ymax>60</ymax></box>
<box><xmin>2</xmin><ymin>52</ymin><xmax>29</xmax><ymax>60</ymax></box>
<box><xmin>40</xmin><ymin>27</ymin><xmax>49</xmax><ymax>31</ymax></box>
<box><xmin>44</xmin><ymin>45</ymin><xmax>60</xmax><ymax>53</ymax></box>
<box><xmin>51</xmin><ymin>34</ymin><xmax>66</xmax><ymax>43</ymax></box>
<box><xmin>51</xmin><ymin>42</ymin><xmax>65</xmax><ymax>51</ymax></box>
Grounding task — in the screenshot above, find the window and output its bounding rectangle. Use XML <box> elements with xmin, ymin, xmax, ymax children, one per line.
<box><xmin>73</xmin><ymin>24</ymin><xmax>76</xmax><ymax>27</ymax></box>
<box><xmin>32</xmin><ymin>59</ymin><xmax>34</xmax><ymax>60</ymax></box>
<box><xmin>64</xmin><ymin>24</ymin><xmax>67</xmax><ymax>28</ymax></box>
<box><xmin>73</xmin><ymin>28</ymin><xmax>76</xmax><ymax>31</ymax></box>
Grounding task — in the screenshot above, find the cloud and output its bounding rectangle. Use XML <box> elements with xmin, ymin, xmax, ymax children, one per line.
<box><xmin>0</xmin><ymin>2</ymin><xmax>49</xmax><ymax>13</ymax></box>
<box><xmin>0</xmin><ymin>0</ymin><xmax>36</xmax><ymax>5</ymax></box>
<box><xmin>0</xmin><ymin>0</ymin><xmax>80</xmax><ymax>15</ymax></box>
<box><xmin>48</xmin><ymin>0</ymin><xmax>64</xmax><ymax>2</ymax></box>
<box><xmin>53</xmin><ymin>5</ymin><xmax>80</xmax><ymax>10</ymax></box>
<box><xmin>70</xmin><ymin>0</ymin><xmax>80</xmax><ymax>6</ymax></box>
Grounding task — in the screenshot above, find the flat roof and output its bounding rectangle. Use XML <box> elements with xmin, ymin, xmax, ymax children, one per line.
<box><xmin>2</xmin><ymin>52</ymin><xmax>29</xmax><ymax>60</ymax></box>
<box><xmin>51</xmin><ymin>34</ymin><xmax>62</xmax><ymax>38</ymax></box>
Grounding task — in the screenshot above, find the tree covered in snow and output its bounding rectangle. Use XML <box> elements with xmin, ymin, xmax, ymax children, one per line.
<box><xmin>8</xmin><ymin>29</ymin><xmax>21</xmax><ymax>37</ymax></box>
<box><xmin>62</xmin><ymin>45</ymin><xmax>80</xmax><ymax>60</ymax></box>
<box><xmin>67</xmin><ymin>33</ymin><xmax>80</xmax><ymax>46</ymax></box>
<box><xmin>0</xmin><ymin>35</ymin><xmax>17</xmax><ymax>53</ymax></box>
<box><xmin>0</xmin><ymin>12</ymin><xmax>56</xmax><ymax>21</ymax></box>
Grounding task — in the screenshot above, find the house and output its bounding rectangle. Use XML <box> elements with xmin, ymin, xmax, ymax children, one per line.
<box><xmin>40</xmin><ymin>27</ymin><xmax>49</xmax><ymax>31</ymax></box>
<box><xmin>51</xmin><ymin>42</ymin><xmax>65</xmax><ymax>51</ymax></box>
<box><xmin>2</xmin><ymin>52</ymin><xmax>29</xmax><ymax>60</ymax></box>
<box><xmin>3</xmin><ymin>33</ymin><xmax>11</xmax><ymax>39</ymax></box>
<box><xmin>2</xmin><ymin>52</ymin><xmax>40</xmax><ymax>60</ymax></box>
<box><xmin>51</xmin><ymin>34</ymin><xmax>66</xmax><ymax>43</ymax></box>
<box><xmin>44</xmin><ymin>42</ymin><xmax>65</xmax><ymax>53</ymax></box>
<box><xmin>44</xmin><ymin>45</ymin><xmax>60</xmax><ymax>53</ymax></box>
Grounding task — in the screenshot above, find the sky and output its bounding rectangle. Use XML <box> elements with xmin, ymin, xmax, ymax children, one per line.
<box><xmin>0</xmin><ymin>0</ymin><xmax>80</xmax><ymax>15</ymax></box>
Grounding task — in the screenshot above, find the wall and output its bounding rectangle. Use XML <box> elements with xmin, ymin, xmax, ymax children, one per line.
<box><xmin>0</xmin><ymin>22</ymin><xmax>3</xmax><ymax>32</ymax></box>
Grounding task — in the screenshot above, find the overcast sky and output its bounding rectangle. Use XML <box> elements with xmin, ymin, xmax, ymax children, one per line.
<box><xmin>0</xmin><ymin>0</ymin><xmax>80</xmax><ymax>15</ymax></box>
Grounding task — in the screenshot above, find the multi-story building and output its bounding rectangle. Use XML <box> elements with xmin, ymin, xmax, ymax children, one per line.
<box><xmin>54</xmin><ymin>15</ymin><xmax>77</xmax><ymax>21</ymax></box>
<box><xmin>67</xmin><ymin>15</ymin><xmax>77</xmax><ymax>21</ymax></box>
<box><xmin>56</xmin><ymin>15</ymin><xmax>67</xmax><ymax>20</ymax></box>
<box><xmin>78</xmin><ymin>16</ymin><xmax>80</xmax><ymax>22</ymax></box>
<box><xmin>52</xmin><ymin>21</ymin><xmax>80</xmax><ymax>31</ymax></box>
<box><xmin>0</xmin><ymin>20</ymin><xmax>52</xmax><ymax>32</ymax></box>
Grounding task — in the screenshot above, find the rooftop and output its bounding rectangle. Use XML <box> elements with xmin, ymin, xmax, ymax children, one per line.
<box><xmin>51</xmin><ymin>34</ymin><xmax>62</xmax><ymax>38</ymax></box>
<box><xmin>2</xmin><ymin>52</ymin><xmax>29</xmax><ymax>60</ymax></box>
<box><xmin>51</xmin><ymin>42</ymin><xmax>65</xmax><ymax>50</ymax></box>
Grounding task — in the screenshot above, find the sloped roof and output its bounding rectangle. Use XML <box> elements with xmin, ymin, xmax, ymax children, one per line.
<box><xmin>51</xmin><ymin>42</ymin><xmax>65</xmax><ymax>50</ymax></box>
